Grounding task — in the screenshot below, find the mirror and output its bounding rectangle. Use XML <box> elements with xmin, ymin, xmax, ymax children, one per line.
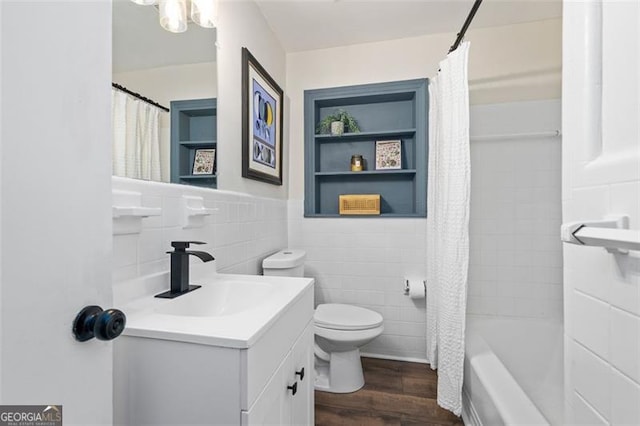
<box><xmin>112</xmin><ymin>0</ymin><xmax>217</xmax><ymax>187</ymax></box>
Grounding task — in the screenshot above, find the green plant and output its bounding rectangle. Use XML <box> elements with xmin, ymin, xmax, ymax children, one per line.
<box><xmin>316</xmin><ymin>109</ymin><xmax>361</xmax><ymax>134</ymax></box>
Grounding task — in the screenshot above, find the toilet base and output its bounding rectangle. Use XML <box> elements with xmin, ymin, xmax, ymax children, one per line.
<box><xmin>314</xmin><ymin>348</ymin><xmax>365</xmax><ymax>393</ymax></box>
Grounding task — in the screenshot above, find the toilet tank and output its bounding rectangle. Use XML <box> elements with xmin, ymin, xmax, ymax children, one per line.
<box><xmin>262</xmin><ymin>250</ymin><xmax>306</xmax><ymax>277</ymax></box>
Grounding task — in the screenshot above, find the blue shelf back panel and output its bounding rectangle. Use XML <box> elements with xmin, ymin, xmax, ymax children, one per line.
<box><xmin>188</xmin><ymin>114</ymin><xmax>217</xmax><ymax>141</ymax></box>
<box><xmin>317</xmin><ymin>174</ymin><xmax>417</xmax><ymax>215</ymax></box>
<box><xmin>304</xmin><ymin>79</ymin><xmax>428</xmax><ymax>218</ymax></box>
<box><xmin>317</xmin><ymin>138</ymin><xmax>415</xmax><ymax>172</ymax></box>
<box><xmin>318</xmin><ymin>99</ymin><xmax>415</xmax><ymax>133</ymax></box>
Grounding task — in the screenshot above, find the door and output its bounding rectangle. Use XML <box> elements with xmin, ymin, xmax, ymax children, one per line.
<box><xmin>563</xmin><ymin>1</ymin><xmax>640</xmax><ymax>423</ymax></box>
<box><xmin>0</xmin><ymin>2</ymin><xmax>114</xmax><ymax>425</ymax></box>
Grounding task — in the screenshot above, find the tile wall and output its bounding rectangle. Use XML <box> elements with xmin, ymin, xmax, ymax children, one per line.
<box><xmin>288</xmin><ymin>201</ymin><xmax>428</xmax><ymax>361</ymax></box>
<box><xmin>112</xmin><ymin>177</ymin><xmax>288</xmax><ymax>285</ymax></box>
<box><xmin>288</xmin><ymin>99</ymin><xmax>563</xmax><ymax>361</ymax></box>
<box><xmin>111</xmin><ymin>100</ymin><xmax>564</xmax><ymax>362</ymax></box>
<box><xmin>563</xmin><ymin>2</ymin><xmax>640</xmax><ymax>423</ymax></box>
<box><xmin>466</xmin><ymin>100</ymin><xmax>563</xmax><ymax>320</ymax></box>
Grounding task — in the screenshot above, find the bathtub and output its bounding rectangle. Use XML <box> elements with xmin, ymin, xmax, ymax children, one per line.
<box><xmin>462</xmin><ymin>317</ymin><xmax>565</xmax><ymax>426</ymax></box>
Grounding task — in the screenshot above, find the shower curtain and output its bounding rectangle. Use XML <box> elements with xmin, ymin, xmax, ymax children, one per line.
<box><xmin>112</xmin><ymin>88</ymin><xmax>162</xmax><ymax>181</ymax></box>
<box><xmin>426</xmin><ymin>41</ymin><xmax>471</xmax><ymax>416</ymax></box>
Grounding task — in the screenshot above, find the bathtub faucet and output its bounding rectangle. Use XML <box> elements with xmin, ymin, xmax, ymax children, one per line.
<box><xmin>155</xmin><ymin>241</ymin><xmax>214</xmax><ymax>299</ymax></box>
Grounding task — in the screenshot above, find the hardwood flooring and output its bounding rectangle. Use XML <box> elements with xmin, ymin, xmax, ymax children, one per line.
<box><xmin>315</xmin><ymin>357</ymin><xmax>464</xmax><ymax>426</ymax></box>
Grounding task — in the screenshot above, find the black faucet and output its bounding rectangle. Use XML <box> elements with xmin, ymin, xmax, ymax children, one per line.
<box><xmin>155</xmin><ymin>241</ymin><xmax>215</xmax><ymax>299</ymax></box>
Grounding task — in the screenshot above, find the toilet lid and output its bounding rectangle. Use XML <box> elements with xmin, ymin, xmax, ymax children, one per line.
<box><xmin>314</xmin><ymin>304</ymin><xmax>383</xmax><ymax>331</ymax></box>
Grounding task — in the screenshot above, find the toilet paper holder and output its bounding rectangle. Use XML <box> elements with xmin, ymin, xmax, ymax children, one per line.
<box><xmin>404</xmin><ymin>279</ymin><xmax>426</xmax><ymax>295</ymax></box>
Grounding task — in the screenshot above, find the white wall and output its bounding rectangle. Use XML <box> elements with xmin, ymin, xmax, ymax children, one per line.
<box><xmin>113</xmin><ymin>62</ymin><xmax>217</xmax><ymax>182</ymax></box>
<box><xmin>563</xmin><ymin>1</ymin><xmax>640</xmax><ymax>424</ymax></box>
<box><xmin>288</xmin><ymin>206</ymin><xmax>428</xmax><ymax>361</ymax></box>
<box><xmin>1</xmin><ymin>2</ymin><xmax>113</xmax><ymax>424</ymax></box>
<box><xmin>113</xmin><ymin>62</ymin><xmax>217</xmax><ymax>108</ymax></box>
<box><xmin>286</xmin><ymin>19</ymin><xmax>561</xmax><ymax>360</ymax></box>
<box><xmin>111</xmin><ymin>1</ymin><xmax>291</xmax><ymax>286</ymax></box>
<box><xmin>216</xmin><ymin>0</ymin><xmax>288</xmax><ymax>198</ymax></box>
<box><xmin>112</xmin><ymin>177</ymin><xmax>287</xmax><ymax>285</ymax></box>
<box><xmin>467</xmin><ymin>100</ymin><xmax>563</xmax><ymax>320</ymax></box>
<box><xmin>287</xmin><ymin>18</ymin><xmax>562</xmax><ymax>200</ymax></box>
<box><xmin>288</xmin><ymin>99</ymin><xmax>563</xmax><ymax>361</ymax></box>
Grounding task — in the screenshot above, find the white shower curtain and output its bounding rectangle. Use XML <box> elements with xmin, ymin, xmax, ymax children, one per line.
<box><xmin>112</xmin><ymin>88</ymin><xmax>163</xmax><ymax>181</ymax></box>
<box><xmin>426</xmin><ymin>42</ymin><xmax>471</xmax><ymax>416</ymax></box>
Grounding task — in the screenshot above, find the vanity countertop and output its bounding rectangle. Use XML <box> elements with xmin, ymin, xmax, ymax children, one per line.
<box><xmin>115</xmin><ymin>266</ymin><xmax>314</xmax><ymax>349</ymax></box>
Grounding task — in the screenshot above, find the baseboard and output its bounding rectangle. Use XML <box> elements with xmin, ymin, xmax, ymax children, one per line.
<box><xmin>462</xmin><ymin>388</ymin><xmax>482</xmax><ymax>426</ymax></box>
<box><xmin>360</xmin><ymin>352</ymin><xmax>429</xmax><ymax>364</ymax></box>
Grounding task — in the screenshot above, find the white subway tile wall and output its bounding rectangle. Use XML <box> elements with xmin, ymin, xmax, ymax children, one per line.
<box><xmin>112</xmin><ymin>177</ymin><xmax>288</xmax><ymax>283</ymax></box>
<box><xmin>563</xmin><ymin>2</ymin><xmax>640</xmax><ymax>423</ymax></box>
<box><xmin>288</xmin><ymin>200</ymin><xmax>428</xmax><ymax>361</ymax></box>
<box><xmin>112</xmin><ymin>100</ymin><xmax>564</xmax><ymax>363</ymax></box>
<box><xmin>467</xmin><ymin>100</ymin><xmax>563</xmax><ymax>320</ymax></box>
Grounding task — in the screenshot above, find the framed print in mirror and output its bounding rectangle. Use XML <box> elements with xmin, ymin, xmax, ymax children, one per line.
<box><xmin>241</xmin><ymin>47</ymin><xmax>283</xmax><ymax>185</ymax></box>
<box><xmin>193</xmin><ymin>148</ymin><xmax>216</xmax><ymax>175</ymax></box>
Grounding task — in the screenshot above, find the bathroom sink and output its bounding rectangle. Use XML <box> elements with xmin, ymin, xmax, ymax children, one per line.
<box><xmin>155</xmin><ymin>280</ymin><xmax>274</xmax><ymax>317</ymax></box>
<box><xmin>115</xmin><ymin>270</ymin><xmax>314</xmax><ymax>349</ymax></box>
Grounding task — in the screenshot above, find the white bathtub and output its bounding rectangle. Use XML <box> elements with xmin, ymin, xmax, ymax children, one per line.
<box><xmin>462</xmin><ymin>317</ymin><xmax>565</xmax><ymax>426</ymax></box>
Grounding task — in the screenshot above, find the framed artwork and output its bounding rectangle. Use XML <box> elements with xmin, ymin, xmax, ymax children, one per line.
<box><xmin>375</xmin><ymin>140</ymin><xmax>402</xmax><ymax>170</ymax></box>
<box><xmin>241</xmin><ymin>47</ymin><xmax>284</xmax><ymax>185</ymax></box>
<box><xmin>192</xmin><ymin>148</ymin><xmax>216</xmax><ymax>175</ymax></box>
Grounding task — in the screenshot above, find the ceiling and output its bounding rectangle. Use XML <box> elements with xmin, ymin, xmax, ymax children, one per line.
<box><xmin>113</xmin><ymin>0</ymin><xmax>216</xmax><ymax>73</ymax></box>
<box><xmin>255</xmin><ymin>0</ymin><xmax>562</xmax><ymax>52</ymax></box>
<box><xmin>112</xmin><ymin>0</ymin><xmax>561</xmax><ymax>72</ymax></box>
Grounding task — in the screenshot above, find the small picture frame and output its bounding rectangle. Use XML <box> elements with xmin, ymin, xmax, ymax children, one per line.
<box><xmin>375</xmin><ymin>140</ymin><xmax>402</xmax><ymax>170</ymax></box>
<box><xmin>192</xmin><ymin>148</ymin><xmax>216</xmax><ymax>175</ymax></box>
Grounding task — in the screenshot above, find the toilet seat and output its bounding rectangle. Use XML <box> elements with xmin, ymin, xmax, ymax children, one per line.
<box><xmin>314</xmin><ymin>303</ymin><xmax>383</xmax><ymax>331</ymax></box>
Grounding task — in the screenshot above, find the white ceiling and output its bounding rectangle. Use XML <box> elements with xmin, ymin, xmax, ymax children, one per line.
<box><xmin>112</xmin><ymin>0</ymin><xmax>561</xmax><ymax>72</ymax></box>
<box><xmin>255</xmin><ymin>0</ymin><xmax>562</xmax><ymax>52</ymax></box>
<box><xmin>112</xmin><ymin>0</ymin><xmax>216</xmax><ymax>73</ymax></box>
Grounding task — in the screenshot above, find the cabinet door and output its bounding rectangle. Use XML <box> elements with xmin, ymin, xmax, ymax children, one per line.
<box><xmin>290</xmin><ymin>322</ymin><xmax>314</xmax><ymax>426</ymax></box>
<box><xmin>242</xmin><ymin>321</ymin><xmax>314</xmax><ymax>426</ymax></box>
<box><xmin>242</xmin><ymin>351</ymin><xmax>291</xmax><ymax>426</ymax></box>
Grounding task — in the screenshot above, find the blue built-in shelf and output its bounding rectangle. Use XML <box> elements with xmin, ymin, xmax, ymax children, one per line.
<box><xmin>304</xmin><ymin>79</ymin><xmax>428</xmax><ymax>217</ymax></box>
<box><xmin>314</xmin><ymin>128</ymin><xmax>417</xmax><ymax>142</ymax></box>
<box><xmin>170</xmin><ymin>98</ymin><xmax>217</xmax><ymax>189</ymax></box>
<box><xmin>179</xmin><ymin>174</ymin><xmax>217</xmax><ymax>180</ymax></box>
<box><xmin>314</xmin><ymin>170</ymin><xmax>417</xmax><ymax>176</ymax></box>
<box><xmin>179</xmin><ymin>140</ymin><xmax>217</xmax><ymax>147</ymax></box>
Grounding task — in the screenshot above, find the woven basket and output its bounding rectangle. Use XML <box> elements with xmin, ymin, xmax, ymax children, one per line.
<box><xmin>338</xmin><ymin>194</ymin><xmax>381</xmax><ymax>215</ymax></box>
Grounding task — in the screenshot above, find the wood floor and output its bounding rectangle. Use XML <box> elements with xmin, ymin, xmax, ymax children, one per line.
<box><xmin>315</xmin><ymin>357</ymin><xmax>464</xmax><ymax>426</ymax></box>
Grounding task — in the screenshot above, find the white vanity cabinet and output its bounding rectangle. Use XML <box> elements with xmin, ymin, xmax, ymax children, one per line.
<box><xmin>113</xmin><ymin>276</ymin><xmax>314</xmax><ymax>426</ymax></box>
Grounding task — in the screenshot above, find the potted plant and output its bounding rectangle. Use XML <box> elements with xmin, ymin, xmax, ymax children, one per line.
<box><xmin>316</xmin><ymin>109</ymin><xmax>361</xmax><ymax>136</ymax></box>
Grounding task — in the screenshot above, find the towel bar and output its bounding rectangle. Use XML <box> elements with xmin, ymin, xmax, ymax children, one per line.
<box><xmin>561</xmin><ymin>215</ymin><xmax>640</xmax><ymax>253</ymax></box>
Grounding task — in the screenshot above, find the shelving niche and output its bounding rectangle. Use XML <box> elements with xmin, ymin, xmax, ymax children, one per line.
<box><xmin>170</xmin><ymin>98</ymin><xmax>217</xmax><ymax>188</ymax></box>
<box><xmin>304</xmin><ymin>79</ymin><xmax>428</xmax><ymax>217</ymax></box>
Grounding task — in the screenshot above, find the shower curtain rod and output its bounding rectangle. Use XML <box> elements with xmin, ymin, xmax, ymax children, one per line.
<box><xmin>112</xmin><ymin>82</ymin><xmax>170</xmax><ymax>113</ymax></box>
<box><xmin>449</xmin><ymin>0</ymin><xmax>484</xmax><ymax>53</ymax></box>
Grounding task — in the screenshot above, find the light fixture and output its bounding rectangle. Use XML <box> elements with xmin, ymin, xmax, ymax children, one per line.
<box><xmin>191</xmin><ymin>0</ymin><xmax>218</xmax><ymax>28</ymax></box>
<box><xmin>131</xmin><ymin>0</ymin><xmax>218</xmax><ymax>33</ymax></box>
<box><xmin>159</xmin><ymin>0</ymin><xmax>188</xmax><ymax>33</ymax></box>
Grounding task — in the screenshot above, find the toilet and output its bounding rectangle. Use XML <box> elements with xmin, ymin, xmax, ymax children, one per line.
<box><xmin>262</xmin><ymin>249</ymin><xmax>384</xmax><ymax>394</ymax></box>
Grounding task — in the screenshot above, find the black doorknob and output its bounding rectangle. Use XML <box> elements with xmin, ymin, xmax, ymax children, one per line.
<box><xmin>295</xmin><ymin>367</ymin><xmax>305</xmax><ymax>381</ymax></box>
<box><xmin>287</xmin><ymin>382</ymin><xmax>298</xmax><ymax>396</ymax></box>
<box><xmin>73</xmin><ymin>305</ymin><xmax>126</xmax><ymax>342</ymax></box>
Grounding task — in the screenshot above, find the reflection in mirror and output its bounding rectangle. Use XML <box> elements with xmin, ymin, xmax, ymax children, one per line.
<box><xmin>112</xmin><ymin>0</ymin><xmax>217</xmax><ymax>187</ymax></box>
